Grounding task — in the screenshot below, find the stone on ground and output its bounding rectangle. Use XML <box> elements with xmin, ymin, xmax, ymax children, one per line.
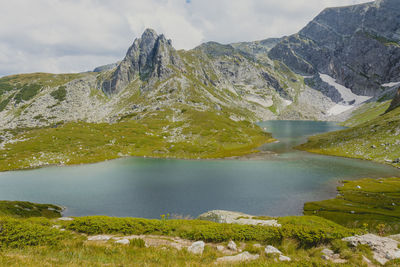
<box><xmin>265</xmin><ymin>245</ymin><xmax>282</xmax><ymax>255</ymax></box>
<box><xmin>279</xmin><ymin>255</ymin><xmax>291</xmax><ymax>262</ymax></box>
<box><xmin>343</xmin><ymin>234</ymin><xmax>400</xmax><ymax>265</ymax></box>
<box><xmin>216</xmin><ymin>252</ymin><xmax>259</xmax><ymax>263</ymax></box>
<box><xmin>197</xmin><ymin>210</ymin><xmax>281</xmax><ymax>227</ymax></box>
<box><xmin>115</xmin><ymin>239</ymin><xmax>130</xmax><ymax>245</ymax></box>
<box><xmin>228</xmin><ymin>240</ymin><xmax>237</xmax><ymax>251</ymax></box>
<box><xmin>188</xmin><ymin>241</ymin><xmax>205</xmax><ymax>255</ymax></box>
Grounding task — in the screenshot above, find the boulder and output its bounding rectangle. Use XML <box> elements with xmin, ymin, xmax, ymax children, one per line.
<box><xmin>216</xmin><ymin>252</ymin><xmax>259</xmax><ymax>263</ymax></box>
<box><xmin>228</xmin><ymin>240</ymin><xmax>237</xmax><ymax>251</ymax></box>
<box><xmin>87</xmin><ymin>235</ymin><xmax>113</xmax><ymax>241</ymax></box>
<box><xmin>115</xmin><ymin>239</ymin><xmax>130</xmax><ymax>245</ymax></box>
<box><xmin>188</xmin><ymin>241</ymin><xmax>205</xmax><ymax>255</ymax></box>
<box><xmin>265</xmin><ymin>245</ymin><xmax>282</xmax><ymax>255</ymax></box>
<box><xmin>343</xmin><ymin>234</ymin><xmax>400</xmax><ymax>265</ymax></box>
<box><xmin>197</xmin><ymin>210</ymin><xmax>281</xmax><ymax>227</ymax></box>
<box><xmin>279</xmin><ymin>255</ymin><xmax>291</xmax><ymax>262</ymax></box>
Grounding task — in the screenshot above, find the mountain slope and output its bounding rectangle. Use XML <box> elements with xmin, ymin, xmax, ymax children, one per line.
<box><xmin>269</xmin><ymin>0</ymin><xmax>400</xmax><ymax>97</ymax></box>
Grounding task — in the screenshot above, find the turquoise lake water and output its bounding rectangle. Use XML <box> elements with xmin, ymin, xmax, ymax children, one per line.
<box><xmin>0</xmin><ymin>120</ymin><xmax>399</xmax><ymax>218</ymax></box>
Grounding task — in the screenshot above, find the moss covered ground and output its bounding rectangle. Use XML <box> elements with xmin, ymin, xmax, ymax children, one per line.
<box><xmin>304</xmin><ymin>177</ymin><xmax>400</xmax><ymax>235</ymax></box>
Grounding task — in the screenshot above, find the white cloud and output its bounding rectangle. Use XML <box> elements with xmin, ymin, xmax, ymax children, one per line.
<box><xmin>0</xmin><ymin>0</ymin><xmax>372</xmax><ymax>76</ymax></box>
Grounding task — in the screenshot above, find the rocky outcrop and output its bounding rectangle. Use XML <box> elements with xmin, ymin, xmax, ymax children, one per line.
<box><xmin>197</xmin><ymin>210</ymin><xmax>281</xmax><ymax>227</ymax></box>
<box><xmin>343</xmin><ymin>234</ymin><xmax>400</xmax><ymax>265</ymax></box>
<box><xmin>101</xmin><ymin>29</ymin><xmax>182</xmax><ymax>94</ymax></box>
<box><xmin>386</xmin><ymin>88</ymin><xmax>400</xmax><ymax>113</ymax></box>
<box><xmin>269</xmin><ymin>0</ymin><xmax>400</xmax><ymax>97</ymax></box>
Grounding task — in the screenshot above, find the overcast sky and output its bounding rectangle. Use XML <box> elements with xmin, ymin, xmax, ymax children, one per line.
<box><xmin>0</xmin><ymin>0</ymin><xmax>372</xmax><ymax>77</ymax></box>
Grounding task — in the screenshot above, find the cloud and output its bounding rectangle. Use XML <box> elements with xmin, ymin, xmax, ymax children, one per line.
<box><xmin>0</xmin><ymin>0</ymin><xmax>372</xmax><ymax>77</ymax></box>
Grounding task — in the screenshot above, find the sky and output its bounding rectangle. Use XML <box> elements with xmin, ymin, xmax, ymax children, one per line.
<box><xmin>0</xmin><ymin>0</ymin><xmax>372</xmax><ymax>77</ymax></box>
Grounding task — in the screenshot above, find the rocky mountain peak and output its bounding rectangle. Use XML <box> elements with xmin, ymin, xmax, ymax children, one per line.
<box><xmin>101</xmin><ymin>28</ymin><xmax>180</xmax><ymax>95</ymax></box>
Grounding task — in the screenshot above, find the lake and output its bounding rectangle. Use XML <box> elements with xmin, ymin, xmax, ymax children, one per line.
<box><xmin>0</xmin><ymin>120</ymin><xmax>399</xmax><ymax>218</ymax></box>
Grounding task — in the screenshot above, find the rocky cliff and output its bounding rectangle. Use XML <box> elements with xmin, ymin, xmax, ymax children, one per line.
<box><xmin>269</xmin><ymin>0</ymin><xmax>400</xmax><ymax>97</ymax></box>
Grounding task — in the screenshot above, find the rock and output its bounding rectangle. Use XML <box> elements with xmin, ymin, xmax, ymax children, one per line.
<box><xmin>265</xmin><ymin>245</ymin><xmax>282</xmax><ymax>255</ymax></box>
<box><xmin>187</xmin><ymin>241</ymin><xmax>205</xmax><ymax>255</ymax></box>
<box><xmin>393</xmin><ymin>158</ymin><xmax>400</xmax><ymax>164</ymax></box>
<box><xmin>228</xmin><ymin>240</ymin><xmax>237</xmax><ymax>251</ymax></box>
<box><xmin>279</xmin><ymin>255</ymin><xmax>291</xmax><ymax>262</ymax></box>
<box><xmin>253</xmin><ymin>243</ymin><xmax>262</xmax><ymax>248</ymax></box>
<box><xmin>197</xmin><ymin>210</ymin><xmax>281</xmax><ymax>227</ymax></box>
<box><xmin>57</xmin><ymin>217</ymin><xmax>74</xmax><ymax>221</ymax></box>
<box><xmin>321</xmin><ymin>255</ymin><xmax>330</xmax><ymax>260</ymax></box>
<box><xmin>115</xmin><ymin>239</ymin><xmax>130</xmax><ymax>245</ymax></box>
<box><xmin>321</xmin><ymin>248</ymin><xmax>334</xmax><ymax>257</ymax></box>
<box><xmin>87</xmin><ymin>235</ymin><xmax>113</xmax><ymax>241</ymax></box>
<box><xmin>356</xmin><ymin>185</ymin><xmax>362</xmax><ymax>189</ymax></box>
<box><xmin>343</xmin><ymin>234</ymin><xmax>400</xmax><ymax>265</ymax></box>
<box><xmin>216</xmin><ymin>252</ymin><xmax>259</xmax><ymax>263</ymax></box>
<box><xmin>216</xmin><ymin>245</ymin><xmax>225</xmax><ymax>252</ymax></box>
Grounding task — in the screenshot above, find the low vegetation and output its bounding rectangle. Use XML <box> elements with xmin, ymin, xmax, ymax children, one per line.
<box><xmin>0</xmin><ymin>108</ymin><xmax>274</xmax><ymax>171</ymax></box>
<box><xmin>0</xmin><ymin>199</ymin><xmax>377</xmax><ymax>266</ymax></box>
<box><xmin>0</xmin><ymin>201</ymin><xmax>62</xmax><ymax>218</ymax></box>
<box><xmin>297</xmin><ymin>105</ymin><xmax>400</xmax><ymax>168</ymax></box>
<box><xmin>304</xmin><ymin>177</ymin><xmax>400</xmax><ymax>234</ymax></box>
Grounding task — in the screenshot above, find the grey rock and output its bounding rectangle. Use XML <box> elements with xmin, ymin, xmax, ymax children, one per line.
<box><xmin>216</xmin><ymin>251</ymin><xmax>259</xmax><ymax>263</ymax></box>
<box><xmin>265</xmin><ymin>245</ymin><xmax>282</xmax><ymax>255</ymax></box>
<box><xmin>279</xmin><ymin>255</ymin><xmax>291</xmax><ymax>262</ymax></box>
<box><xmin>228</xmin><ymin>240</ymin><xmax>237</xmax><ymax>251</ymax></box>
<box><xmin>269</xmin><ymin>0</ymin><xmax>400</xmax><ymax>97</ymax></box>
<box><xmin>198</xmin><ymin>210</ymin><xmax>281</xmax><ymax>227</ymax></box>
<box><xmin>343</xmin><ymin>234</ymin><xmax>400</xmax><ymax>265</ymax></box>
<box><xmin>115</xmin><ymin>239</ymin><xmax>130</xmax><ymax>245</ymax></box>
<box><xmin>188</xmin><ymin>241</ymin><xmax>205</xmax><ymax>255</ymax></box>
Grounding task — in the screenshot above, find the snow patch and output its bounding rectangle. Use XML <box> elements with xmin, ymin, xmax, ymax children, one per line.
<box><xmin>320</xmin><ymin>73</ymin><xmax>373</xmax><ymax>115</ymax></box>
<box><xmin>245</xmin><ymin>95</ymin><xmax>273</xmax><ymax>108</ymax></box>
<box><xmin>327</xmin><ymin>104</ymin><xmax>354</xmax><ymax>116</ymax></box>
<box><xmin>320</xmin><ymin>74</ymin><xmax>372</xmax><ymax>104</ymax></box>
<box><xmin>382</xmin><ymin>81</ymin><xmax>400</xmax><ymax>87</ymax></box>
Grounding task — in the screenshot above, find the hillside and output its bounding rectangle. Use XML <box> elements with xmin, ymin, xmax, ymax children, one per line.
<box><xmin>298</xmin><ymin>103</ymin><xmax>400</xmax><ymax>168</ymax></box>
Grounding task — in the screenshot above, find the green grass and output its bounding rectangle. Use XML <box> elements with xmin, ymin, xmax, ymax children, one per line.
<box><xmin>297</xmin><ymin>106</ymin><xmax>400</xmax><ymax>168</ymax></box>
<box><xmin>50</xmin><ymin>86</ymin><xmax>67</xmax><ymax>102</ymax></box>
<box><xmin>0</xmin><ymin>201</ymin><xmax>62</xmax><ymax>218</ymax></box>
<box><xmin>0</xmin><ymin>108</ymin><xmax>274</xmax><ymax>171</ymax></box>
<box><xmin>304</xmin><ymin>178</ymin><xmax>400</xmax><ymax>234</ymax></box>
<box><xmin>0</xmin><ymin>202</ymin><xmax>378</xmax><ymax>266</ymax></box>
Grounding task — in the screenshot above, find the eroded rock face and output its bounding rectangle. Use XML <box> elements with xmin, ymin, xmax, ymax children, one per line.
<box><xmin>269</xmin><ymin>0</ymin><xmax>400</xmax><ymax>96</ymax></box>
<box><xmin>343</xmin><ymin>234</ymin><xmax>400</xmax><ymax>265</ymax></box>
<box><xmin>101</xmin><ymin>29</ymin><xmax>182</xmax><ymax>94</ymax></box>
<box><xmin>387</xmin><ymin>88</ymin><xmax>400</xmax><ymax>113</ymax></box>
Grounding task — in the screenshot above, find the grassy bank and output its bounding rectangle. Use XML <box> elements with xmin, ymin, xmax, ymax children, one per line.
<box><xmin>297</xmin><ymin>106</ymin><xmax>400</xmax><ymax>168</ymax></box>
<box><xmin>0</xmin><ymin>109</ymin><xmax>274</xmax><ymax>172</ymax></box>
<box><xmin>304</xmin><ymin>177</ymin><xmax>400</xmax><ymax>234</ymax></box>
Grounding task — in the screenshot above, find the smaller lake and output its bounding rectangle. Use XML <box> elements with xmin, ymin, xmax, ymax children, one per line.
<box><xmin>0</xmin><ymin>120</ymin><xmax>399</xmax><ymax>218</ymax></box>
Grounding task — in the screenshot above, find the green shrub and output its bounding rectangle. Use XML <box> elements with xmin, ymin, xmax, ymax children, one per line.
<box><xmin>14</xmin><ymin>83</ymin><xmax>42</xmax><ymax>103</ymax></box>
<box><xmin>0</xmin><ymin>217</ymin><xmax>67</xmax><ymax>248</ymax></box>
<box><xmin>50</xmin><ymin>86</ymin><xmax>67</xmax><ymax>102</ymax></box>
<box><xmin>64</xmin><ymin>215</ymin><xmax>358</xmax><ymax>247</ymax></box>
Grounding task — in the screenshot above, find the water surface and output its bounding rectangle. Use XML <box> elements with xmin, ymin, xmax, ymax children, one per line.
<box><xmin>0</xmin><ymin>120</ymin><xmax>399</xmax><ymax>218</ymax></box>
